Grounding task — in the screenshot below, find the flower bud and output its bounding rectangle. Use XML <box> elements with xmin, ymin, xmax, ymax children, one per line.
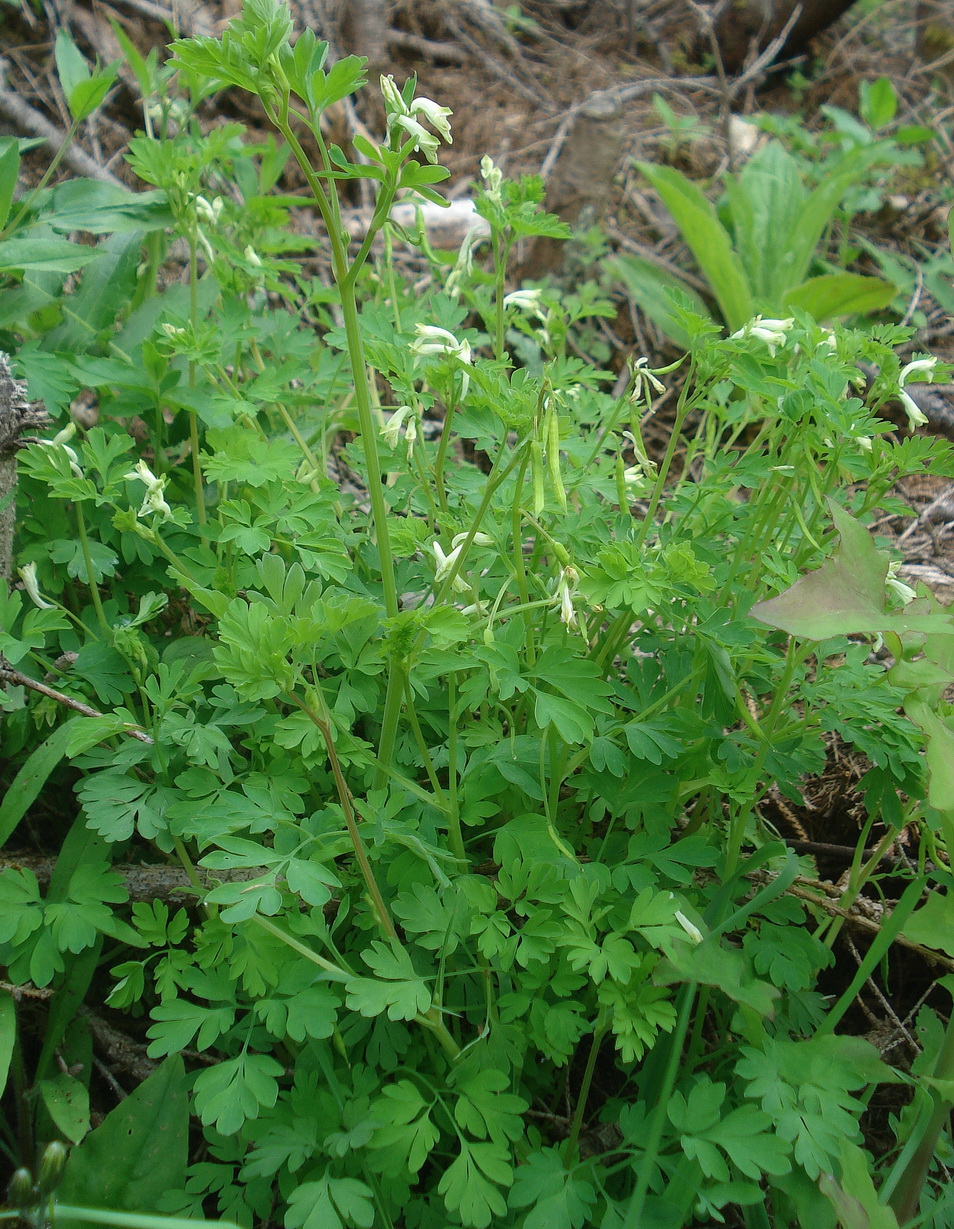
<box><xmin>36</xmin><ymin>1141</ymin><xmax>68</xmax><ymax>1197</ymax></box>
<box><xmin>7</xmin><ymin>1167</ymin><xmax>35</xmax><ymax>1209</ymax></box>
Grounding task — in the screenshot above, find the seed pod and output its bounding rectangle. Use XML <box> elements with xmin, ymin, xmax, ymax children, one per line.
<box><xmin>615</xmin><ymin>452</ymin><xmax>628</xmax><ymax>510</ymax></box>
<box><xmin>530</xmin><ymin>440</ymin><xmax>545</xmax><ymax>515</ymax></box>
<box><xmin>545</xmin><ymin>407</ymin><xmax>566</xmax><ymax>512</ymax></box>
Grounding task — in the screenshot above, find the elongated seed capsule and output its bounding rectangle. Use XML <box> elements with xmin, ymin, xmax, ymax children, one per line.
<box><xmin>615</xmin><ymin>451</ymin><xmax>628</xmax><ymax>510</ymax></box>
<box><xmin>545</xmin><ymin>408</ymin><xmax>566</xmax><ymax>511</ymax></box>
<box><xmin>530</xmin><ymin>440</ymin><xmax>545</xmax><ymax>515</ymax></box>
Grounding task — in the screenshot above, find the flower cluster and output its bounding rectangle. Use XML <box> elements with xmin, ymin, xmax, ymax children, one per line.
<box><xmin>380</xmin><ymin>76</ymin><xmax>452</xmax><ymax>165</ymax></box>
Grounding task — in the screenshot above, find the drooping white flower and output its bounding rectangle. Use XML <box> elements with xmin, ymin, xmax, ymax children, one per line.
<box><xmin>729</xmin><ymin>315</ymin><xmax>794</xmax><ymax>357</ymax></box>
<box><xmin>896</xmin><ymin>355</ymin><xmax>938</xmax><ymax>429</ymax></box>
<box><xmin>409</xmin><ymin>96</ymin><xmax>453</xmax><ymax>145</ymax></box>
<box><xmin>480</xmin><ymin>155</ymin><xmax>503</xmax><ymax>204</ymax></box>
<box><xmin>411</xmin><ymin>325</ymin><xmax>472</xmax><ymax>364</ymax></box>
<box><xmin>674</xmin><ymin>911</ymin><xmax>703</xmax><ymax>944</ymax></box>
<box><xmin>431</xmin><ymin>540</ymin><xmax>468</xmax><ymax>593</ymax></box>
<box><xmin>391</xmin><ymin>114</ymin><xmax>440</xmax><ymax>164</ymax></box>
<box><xmin>552</xmin><ymin>566</ymin><xmax>580</xmax><ymax>630</ymax></box>
<box><xmin>630</xmin><ymin>356</ymin><xmax>666</xmax><ymax>400</ymax></box>
<box><xmin>504</xmin><ymin>289</ymin><xmax>546</xmax><ymax>315</ymax></box>
<box><xmin>898</xmin><ymin>390</ymin><xmax>928</xmax><ymax>429</ymax></box>
<box><xmin>380</xmin><ymin>406</ymin><xmax>415</xmax><ymax>449</ymax></box>
<box><xmin>17</xmin><ymin>562</ymin><xmax>56</xmax><ymax>610</ymax></box>
<box><xmin>125</xmin><ymin>459</ymin><xmax>173</xmax><ymax>522</ymax></box>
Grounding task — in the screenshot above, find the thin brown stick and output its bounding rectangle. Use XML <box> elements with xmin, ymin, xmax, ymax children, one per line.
<box><xmin>0</xmin><ymin>664</ymin><xmax>154</xmax><ymax>743</ymax></box>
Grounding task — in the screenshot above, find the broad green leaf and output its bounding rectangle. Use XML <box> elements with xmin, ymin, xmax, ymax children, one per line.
<box><xmin>509</xmin><ymin>1148</ymin><xmax>597</xmax><ymax>1229</ymax></box>
<box><xmin>608</xmin><ymin>253</ymin><xmax>710</xmax><ymax>348</ymax></box>
<box><xmin>727</xmin><ymin>141</ymin><xmax>805</xmax><ymax>304</ymax></box>
<box><xmin>901</xmin><ymin>890</ymin><xmax>954</xmax><ymax>957</ymax></box>
<box><xmin>751</xmin><ymin>501</ymin><xmax>891</xmax><ymax>639</ymax></box>
<box><xmin>783</xmin><ymin>272</ymin><xmax>896</xmax><ymax>321</ymax></box>
<box><xmin>59</xmin><ymin>1056</ymin><xmax>189</xmax><ymax>1216</ymax></box>
<box><xmin>0</xmin><ymin>139</ymin><xmax>19</xmax><ymax>231</ymax></box>
<box><xmin>0</xmin><ymin>719</ymin><xmax>82</xmax><ymax>848</ymax></box>
<box><xmin>0</xmin><ymin>992</ymin><xmax>14</xmax><ymax>1097</ymax></box>
<box><xmin>43</xmin><ymin>230</ymin><xmax>143</xmax><ymax>352</ymax></box>
<box><xmin>438</xmin><ymin>1139</ymin><xmax>512</xmax><ymax>1229</ymax></box>
<box><xmin>0</xmin><ymin>237</ymin><xmax>102</xmax><ymax>273</ymax></box>
<box><xmin>39</xmin><ymin>1072</ymin><xmax>90</xmax><ymax>1144</ymax></box>
<box><xmin>636</xmin><ymin>161</ymin><xmax>753</xmax><ymax>329</ymax></box>
<box><xmin>40</xmin><ymin>180</ymin><xmax>173</xmax><ymax>234</ymax></box>
<box><xmin>904</xmin><ymin>700</ymin><xmax>954</xmax><ymax>813</ymax></box>
<box><xmin>752</xmin><ymin>501</ymin><xmax>954</xmax><ymax>639</ymax></box>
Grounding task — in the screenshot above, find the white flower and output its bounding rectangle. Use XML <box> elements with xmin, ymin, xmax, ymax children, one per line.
<box><xmin>729</xmin><ymin>315</ymin><xmax>794</xmax><ymax>357</ymax></box>
<box><xmin>504</xmin><ymin>289</ymin><xmax>546</xmax><ymax>315</ymax></box>
<box><xmin>896</xmin><ymin>355</ymin><xmax>938</xmax><ymax>429</ymax></box>
<box><xmin>899</xmin><ymin>356</ymin><xmax>938</xmax><ymax>384</ymax></box>
<box><xmin>898</xmin><ymin>390</ymin><xmax>928</xmax><ymax>429</ymax></box>
<box><xmin>886</xmin><ymin>561</ymin><xmax>917</xmax><ymax>605</ymax></box>
<box><xmin>452</xmin><ymin>531</ymin><xmax>493</xmax><ymax>549</ymax></box>
<box><xmin>411</xmin><ymin>325</ymin><xmax>472</xmax><ymax>363</ymax></box>
<box><xmin>125</xmin><ymin>459</ymin><xmax>173</xmax><ymax>522</ymax></box>
<box><xmin>391</xmin><ymin>114</ymin><xmax>440</xmax><ymax>164</ymax></box>
<box><xmin>194</xmin><ymin>195</ymin><xmax>223</xmax><ymax>225</ymax></box>
<box><xmin>380</xmin><ymin>74</ymin><xmax>404</xmax><ymax>113</ymax></box>
<box><xmin>674</xmin><ymin>911</ymin><xmax>703</xmax><ymax>944</ymax></box>
<box><xmin>480</xmin><ymin>155</ymin><xmax>503</xmax><ymax>203</ymax></box>
<box><xmin>381</xmin><ymin>76</ymin><xmax>452</xmax><ymax>161</ymax></box>
<box><xmin>552</xmin><ymin>566</ymin><xmax>580</xmax><ymax>630</ymax></box>
<box><xmin>244</xmin><ymin>245</ymin><xmax>263</xmax><ymax>268</ymax></box>
<box><xmin>380</xmin><ymin>405</ymin><xmax>415</xmax><ymax>449</ymax></box>
<box><xmin>630</xmin><ymin>356</ymin><xmax>666</xmax><ymax>399</ymax></box>
<box><xmin>431</xmin><ymin>541</ymin><xmax>468</xmax><ymax>593</ymax></box>
<box><xmin>17</xmin><ymin>562</ymin><xmax>55</xmax><ymax>610</ymax></box>
<box><xmin>409</xmin><ymin>96</ymin><xmax>453</xmax><ymax>145</ymax></box>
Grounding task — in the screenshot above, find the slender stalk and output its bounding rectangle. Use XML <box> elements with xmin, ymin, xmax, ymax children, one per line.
<box><xmin>286</xmin><ymin>689</ymin><xmax>401</xmax><ymax>947</ymax></box>
<box><xmin>622</xmin><ymin>988</ymin><xmax>695</xmax><ymax>1229</ymax></box>
<box><xmin>74</xmin><ymin>504</ymin><xmax>109</xmax><ymax>634</ymax></box>
<box><xmin>446</xmin><ymin>676</ymin><xmax>466</xmax><ymax>864</ymax></box>
<box><xmin>564</xmin><ymin>1021</ymin><xmax>607</xmax><ymax>1163</ymax></box>
<box><xmin>187</xmin><ymin>234</ymin><xmax>207</xmax><ymax>526</ymax></box>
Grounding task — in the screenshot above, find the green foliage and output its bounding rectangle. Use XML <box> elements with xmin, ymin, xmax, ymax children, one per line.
<box><xmin>2</xmin><ymin>4</ymin><xmax>953</xmax><ymax>1228</ymax></box>
<box><xmin>613</xmin><ymin>84</ymin><xmax>933</xmax><ymax>343</ymax></box>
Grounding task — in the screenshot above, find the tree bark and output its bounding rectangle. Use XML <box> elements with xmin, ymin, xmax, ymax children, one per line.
<box><xmin>520</xmin><ymin>87</ymin><xmax>627</xmax><ymax>280</ymax></box>
<box><xmin>711</xmin><ymin>0</ymin><xmax>860</xmax><ymax>72</ymax></box>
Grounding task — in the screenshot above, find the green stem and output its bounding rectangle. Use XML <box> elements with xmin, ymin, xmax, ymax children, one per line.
<box><xmin>564</xmin><ymin>1021</ymin><xmax>607</xmax><ymax>1163</ymax></box>
<box><xmin>622</xmin><ymin>987</ymin><xmax>695</xmax><ymax>1229</ymax></box>
<box><xmin>74</xmin><ymin>503</ymin><xmax>109</xmax><ymax>634</ymax></box>
<box><xmin>446</xmin><ymin>676</ymin><xmax>465</xmax><ymax>864</ymax></box>
<box><xmin>287</xmin><ymin>688</ymin><xmax>401</xmax><ymax>947</ymax></box>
